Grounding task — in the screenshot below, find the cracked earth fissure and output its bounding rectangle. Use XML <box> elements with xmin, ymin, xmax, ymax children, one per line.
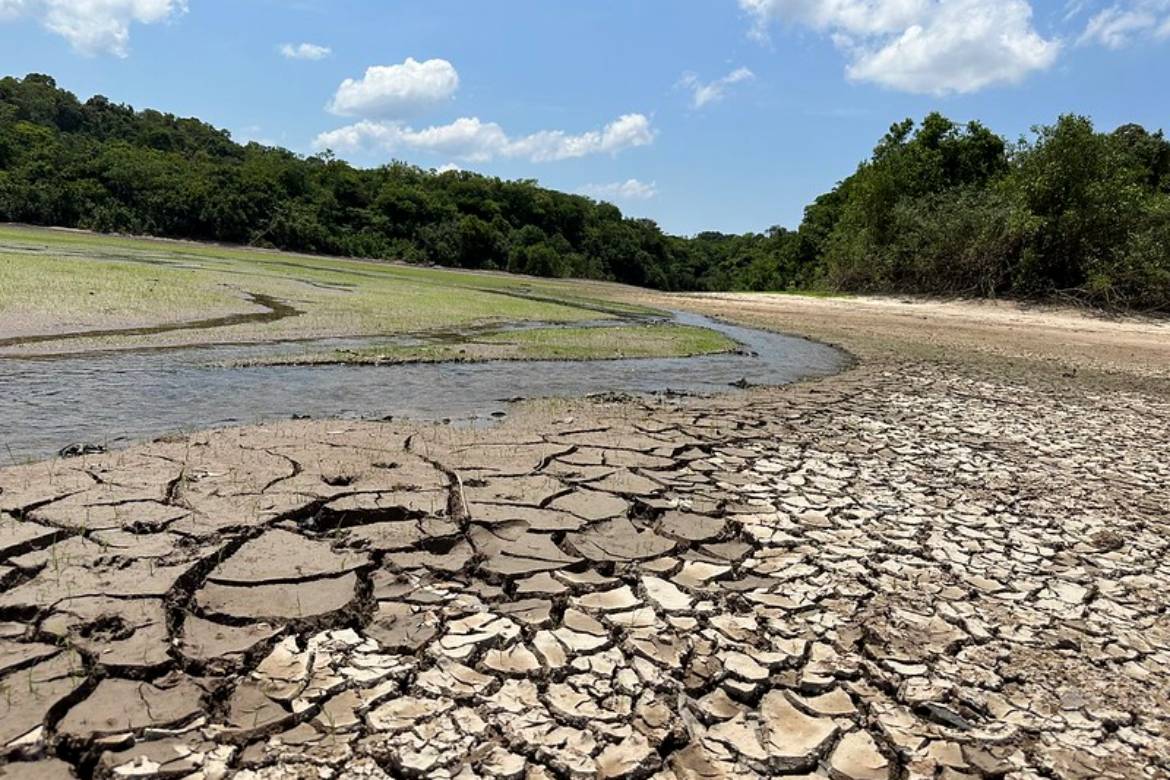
<box><xmin>0</xmin><ymin>354</ymin><xmax>1167</xmax><ymax>779</ymax></box>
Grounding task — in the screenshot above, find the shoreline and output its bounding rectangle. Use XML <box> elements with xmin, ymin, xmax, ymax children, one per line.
<box><xmin>0</xmin><ymin>294</ymin><xmax>1166</xmax><ymax>778</ymax></box>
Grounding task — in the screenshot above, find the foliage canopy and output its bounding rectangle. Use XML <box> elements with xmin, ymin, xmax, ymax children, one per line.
<box><xmin>1</xmin><ymin>74</ymin><xmax>1166</xmax><ymax>310</ymax></box>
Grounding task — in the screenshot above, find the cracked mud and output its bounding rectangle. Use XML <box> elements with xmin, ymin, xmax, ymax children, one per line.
<box><xmin>1</xmin><ymin>349</ymin><xmax>1168</xmax><ymax>779</ymax></box>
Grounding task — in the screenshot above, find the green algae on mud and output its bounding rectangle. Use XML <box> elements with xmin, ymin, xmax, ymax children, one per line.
<box><xmin>0</xmin><ymin>225</ymin><xmax>667</xmax><ymax>356</ymax></box>
<box><xmin>233</xmin><ymin>323</ymin><xmax>740</xmax><ymax>367</ymax></box>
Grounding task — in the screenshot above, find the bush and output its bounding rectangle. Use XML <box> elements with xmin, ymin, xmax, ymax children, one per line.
<box><xmin>1099</xmin><ymin>198</ymin><xmax>1170</xmax><ymax>310</ymax></box>
<box><xmin>882</xmin><ymin>187</ymin><xmax>1033</xmax><ymax>296</ymax></box>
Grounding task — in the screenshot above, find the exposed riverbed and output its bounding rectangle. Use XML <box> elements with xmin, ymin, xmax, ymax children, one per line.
<box><xmin>0</xmin><ymin>312</ymin><xmax>846</xmax><ymax>462</ymax></box>
<box><xmin>0</xmin><ymin>293</ymin><xmax>1166</xmax><ymax>778</ymax></box>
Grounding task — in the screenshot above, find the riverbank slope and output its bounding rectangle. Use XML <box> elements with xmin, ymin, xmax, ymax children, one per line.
<box><xmin>0</xmin><ymin>293</ymin><xmax>1165</xmax><ymax>779</ymax></box>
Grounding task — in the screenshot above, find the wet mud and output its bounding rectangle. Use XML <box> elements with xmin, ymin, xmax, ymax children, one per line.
<box><xmin>0</xmin><ymin>313</ymin><xmax>845</xmax><ymax>463</ymax></box>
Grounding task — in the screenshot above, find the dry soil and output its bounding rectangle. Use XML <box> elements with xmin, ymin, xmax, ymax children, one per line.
<box><xmin>0</xmin><ymin>293</ymin><xmax>1166</xmax><ymax>780</ymax></box>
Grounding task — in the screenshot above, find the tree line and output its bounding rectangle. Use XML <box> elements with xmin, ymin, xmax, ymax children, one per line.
<box><xmin>1</xmin><ymin>74</ymin><xmax>1166</xmax><ymax>310</ymax></box>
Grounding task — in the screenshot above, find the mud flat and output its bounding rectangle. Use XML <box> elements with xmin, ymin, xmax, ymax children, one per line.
<box><xmin>0</xmin><ymin>312</ymin><xmax>842</xmax><ymax>462</ymax></box>
<box><xmin>0</xmin><ymin>294</ymin><xmax>1167</xmax><ymax>779</ymax></box>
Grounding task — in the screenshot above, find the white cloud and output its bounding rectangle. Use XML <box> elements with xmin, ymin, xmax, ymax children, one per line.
<box><xmin>740</xmin><ymin>0</ymin><xmax>1059</xmax><ymax>94</ymax></box>
<box><xmin>436</xmin><ymin>163</ymin><xmax>462</xmax><ymax>174</ymax></box>
<box><xmin>741</xmin><ymin>0</ymin><xmax>929</xmax><ymax>38</ymax></box>
<box><xmin>0</xmin><ymin>0</ymin><xmax>185</xmax><ymax>56</ymax></box>
<box><xmin>280</xmin><ymin>42</ymin><xmax>331</xmax><ymax>60</ymax></box>
<box><xmin>1079</xmin><ymin>1</ymin><xmax>1170</xmax><ymax>48</ymax></box>
<box><xmin>0</xmin><ymin>1</ymin><xmax>31</xmax><ymax>17</ymax></box>
<box><xmin>847</xmin><ymin>1</ymin><xmax>1060</xmax><ymax>93</ymax></box>
<box><xmin>327</xmin><ymin>58</ymin><xmax>459</xmax><ymax>118</ymax></box>
<box><xmin>314</xmin><ymin>113</ymin><xmax>656</xmax><ymax>164</ymax></box>
<box><xmin>236</xmin><ymin>125</ymin><xmax>280</xmax><ymax>146</ymax></box>
<box><xmin>678</xmin><ymin>67</ymin><xmax>755</xmax><ymax>108</ymax></box>
<box><xmin>579</xmin><ymin>179</ymin><xmax>658</xmax><ymax>201</ymax></box>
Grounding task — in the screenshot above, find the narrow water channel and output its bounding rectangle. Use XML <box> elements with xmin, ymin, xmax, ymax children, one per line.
<box><xmin>0</xmin><ymin>312</ymin><xmax>846</xmax><ymax>462</ymax></box>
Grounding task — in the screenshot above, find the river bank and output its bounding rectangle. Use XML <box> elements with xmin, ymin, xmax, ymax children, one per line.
<box><xmin>0</xmin><ymin>294</ymin><xmax>1166</xmax><ymax>779</ymax></box>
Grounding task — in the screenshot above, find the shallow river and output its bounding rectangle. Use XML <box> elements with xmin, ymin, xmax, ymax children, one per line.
<box><xmin>0</xmin><ymin>312</ymin><xmax>846</xmax><ymax>462</ymax></box>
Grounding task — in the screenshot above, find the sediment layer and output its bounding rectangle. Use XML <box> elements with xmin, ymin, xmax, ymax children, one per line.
<box><xmin>1</xmin><ymin>349</ymin><xmax>1167</xmax><ymax>778</ymax></box>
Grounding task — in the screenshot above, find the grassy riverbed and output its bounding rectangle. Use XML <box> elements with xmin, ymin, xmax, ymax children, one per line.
<box><xmin>238</xmin><ymin>323</ymin><xmax>738</xmax><ymax>366</ymax></box>
<box><xmin>0</xmin><ymin>225</ymin><xmax>731</xmax><ymax>361</ymax></box>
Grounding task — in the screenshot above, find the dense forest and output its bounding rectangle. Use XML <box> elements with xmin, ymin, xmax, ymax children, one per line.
<box><xmin>1</xmin><ymin>74</ymin><xmax>1167</xmax><ymax>310</ymax></box>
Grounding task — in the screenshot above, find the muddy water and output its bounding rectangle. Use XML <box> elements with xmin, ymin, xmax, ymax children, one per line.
<box><xmin>0</xmin><ymin>313</ymin><xmax>845</xmax><ymax>462</ymax></box>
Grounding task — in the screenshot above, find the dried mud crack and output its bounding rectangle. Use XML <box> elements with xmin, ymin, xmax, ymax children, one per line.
<box><xmin>0</xmin><ymin>352</ymin><xmax>1168</xmax><ymax>779</ymax></box>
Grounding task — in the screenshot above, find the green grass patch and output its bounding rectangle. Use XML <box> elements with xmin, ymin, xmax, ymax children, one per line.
<box><xmin>0</xmin><ymin>249</ymin><xmax>240</xmax><ymax>322</ymax></box>
<box><xmin>244</xmin><ymin>323</ymin><xmax>738</xmax><ymax>366</ymax></box>
<box><xmin>0</xmin><ymin>225</ymin><xmax>669</xmax><ymax>350</ymax></box>
<box><xmin>754</xmin><ymin>288</ymin><xmax>851</xmax><ymax>299</ymax></box>
<box><xmin>488</xmin><ymin>323</ymin><xmax>736</xmax><ymax>359</ymax></box>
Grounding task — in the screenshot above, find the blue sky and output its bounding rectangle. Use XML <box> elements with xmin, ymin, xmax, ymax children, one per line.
<box><xmin>1</xmin><ymin>1</ymin><xmax>1168</xmax><ymax>235</ymax></box>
